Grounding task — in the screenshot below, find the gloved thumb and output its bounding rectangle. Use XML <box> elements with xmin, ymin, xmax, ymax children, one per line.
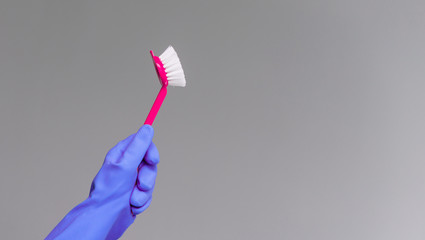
<box><xmin>119</xmin><ymin>125</ymin><xmax>154</xmax><ymax>170</ymax></box>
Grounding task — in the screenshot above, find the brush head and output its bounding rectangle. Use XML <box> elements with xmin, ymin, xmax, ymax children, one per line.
<box><xmin>150</xmin><ymin>46</ymin><xmax>186</xmax><ymax>87</ymax></box>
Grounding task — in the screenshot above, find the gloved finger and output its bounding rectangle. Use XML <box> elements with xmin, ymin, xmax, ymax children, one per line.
<box><xmin>131</xmin><ymin>197</ymin><xmax>152</xmax><ymax>215</ymax></box>
<box><xmin>137</xmin><ymin>162</ymin><xmax>157</xmax><ymax>191</ymax></box>
<box><xmin>130</xmin><ymin>187</ymin><xmax>152</xmax><ymax>207</ymax></box>
<box><xmin>104</xmin><ymin>133</ymin><xmax>135</xmax><ymax>162</ymax></box>
<box><xmin>121</xmin><ymin>125</ymin><xmax>154</xmax><ymax>168</ymax></box>
<box><xmin>144</xmin><ymin>142</ymin><xmax>160</xmax><ymax>165</ymax></box>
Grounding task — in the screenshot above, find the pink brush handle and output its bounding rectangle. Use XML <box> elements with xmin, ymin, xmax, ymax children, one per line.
<box><xmin>144</xmin><ymin>86</ymin><xmax>167</xmax><ymax>125</ymax></box>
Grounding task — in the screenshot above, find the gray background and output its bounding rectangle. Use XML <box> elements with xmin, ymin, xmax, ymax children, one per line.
<box><xmin>1</xmin><ymin>0</ymin><xmax>425</xmax><ymax>239</ymax></box>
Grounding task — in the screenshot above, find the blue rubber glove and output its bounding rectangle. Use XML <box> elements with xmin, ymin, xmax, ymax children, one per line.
<box><xmin>46</xmin><ymin>125</ymin><xmax>159</xmax><ymax>240</ymax></box>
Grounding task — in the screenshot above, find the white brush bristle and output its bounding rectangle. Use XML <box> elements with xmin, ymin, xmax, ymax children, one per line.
<box><xmin>159</xmin><ymin>46</ymin><xmax>186</xmax><ymax>87</ymax></box>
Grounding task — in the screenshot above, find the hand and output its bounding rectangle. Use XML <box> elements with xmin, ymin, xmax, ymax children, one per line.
<box><xmin>46</xmin><ymin>125</ymin><xmax>159</xmax><ymax>240</ymax></box>
<box><xmin>91</xmin><ymin>124</ymin><xmax>159</xmax><ymax>215</ymax></box>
